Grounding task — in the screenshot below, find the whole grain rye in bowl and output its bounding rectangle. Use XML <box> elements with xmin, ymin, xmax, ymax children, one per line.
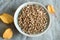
<box><xmin>14</xmin><ymin>2</ymin><xmax>51</xmax><ymax>37</ymax></box>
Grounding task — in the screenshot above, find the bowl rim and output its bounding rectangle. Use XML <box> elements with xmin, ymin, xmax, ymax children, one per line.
<box><xmin>14</xmin><ymin>2</ymin><xmax>52</xmax><ymax>37</ymax></box>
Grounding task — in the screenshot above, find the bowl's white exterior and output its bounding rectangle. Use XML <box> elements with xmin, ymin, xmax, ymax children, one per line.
<box><xmin>14</xmin><ymin>2</ymin><xmax>52</xmax><ymax>37</ymax></box>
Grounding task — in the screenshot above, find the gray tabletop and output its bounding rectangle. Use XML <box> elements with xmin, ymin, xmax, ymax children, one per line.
<box><xmin>0</xmin><ymin>0</ymin><xmax>60</xmax><ymax>40</ymax></box>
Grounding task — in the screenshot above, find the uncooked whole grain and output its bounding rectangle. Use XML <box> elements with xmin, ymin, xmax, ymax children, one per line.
<box><xmin>18</xmin><ymin>4</ymin><xmax>49</xmax><ymax>34</ymax></box>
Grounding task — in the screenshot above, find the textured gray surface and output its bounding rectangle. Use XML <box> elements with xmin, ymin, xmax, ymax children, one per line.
<box><xmin>0</xmin><ymin>0</ymin><xmax>60</xmax><ymax>40</ymax></box>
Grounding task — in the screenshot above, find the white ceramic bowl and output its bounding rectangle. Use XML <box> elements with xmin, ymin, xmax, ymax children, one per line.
<box><xmin>14</xmin><ymin>2</ymin><xmax>51</xmax><ymax>37</ymax></box>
